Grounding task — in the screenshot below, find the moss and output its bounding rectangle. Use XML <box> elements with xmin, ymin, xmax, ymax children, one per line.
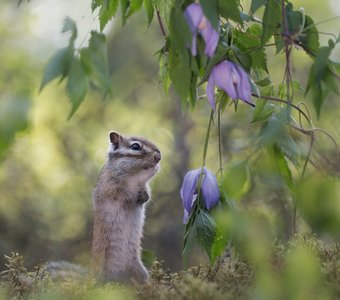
<box><xmin>0</xmin><ymin>237</ymin><xmax>339</xmax><ymax>300</ymax></box>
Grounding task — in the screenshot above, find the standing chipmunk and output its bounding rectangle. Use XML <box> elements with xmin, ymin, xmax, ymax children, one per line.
<box><xmin>90</xmin><ymin>131</ymin><xmax>161</xmax><ymax>284</ymax></box>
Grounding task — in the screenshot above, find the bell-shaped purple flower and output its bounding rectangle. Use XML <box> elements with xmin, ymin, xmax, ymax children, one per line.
<box><xmin>180</xmin><ymin>167</ymin><xmax>220</xmax><ymax>224</ymax></box>
<box><xmin>207</xmin><ymin>60</ymin><xmax>252</xmax><ymax>110</ymax></box>
<box><xmin>184</xmin><ymin>3</ymin><xmax>219</xmax><ymax>58</ymax></box>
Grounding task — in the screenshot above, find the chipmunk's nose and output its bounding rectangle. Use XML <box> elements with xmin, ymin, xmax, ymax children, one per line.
<box><xmin>154</xmin><ymin>151</ymin><xmax>161</xmax><ymax>163</ymax></box>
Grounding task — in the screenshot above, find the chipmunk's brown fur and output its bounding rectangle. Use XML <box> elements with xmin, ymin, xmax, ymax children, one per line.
<box><xmin>90</xmin><ymin>131</ymin><xmax>161</xmax><ymax>284</ymax></box>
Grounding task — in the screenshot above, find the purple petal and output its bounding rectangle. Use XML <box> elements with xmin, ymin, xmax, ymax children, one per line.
<box><xmin>207</xmin><ymin>71</ymin><xmax>216</xmax><ymax>110</ymax></box>
<box><xmin>180</xmin><ymin>168</ymin><xmax>201</xmax><ymax>213</ymax></box>
<box><xmin>183</xmin><ymin>209</ymin><xmax>189</xmax><ymax>224</ymax></box>
<box><xmin>213</xmin><ymin>61</ymin><xmax>238</xmax><ymax>100</ymax></box>
<box><xmin>235</xmin><ymin>65</ymin><xmax>252</xmax><ymax>103</ymax></box>
<box><xmin>201</xmin><ymin>167</ymin><xmax>220</xmax><ymax>210</ymax></box>
<box><xmin>184</xmin><ymin>3</ymin><xmax>203</xmax><ymax>33</ymax></box>
<box><xmin>191</xmin><ymin>33</ymin><xmax>198</xmax><ymax>56</ymax></box>
<box><xmin>200</xmin><ymin>19</ymin><xmax>219</xmax><ymax>57</ymax></box>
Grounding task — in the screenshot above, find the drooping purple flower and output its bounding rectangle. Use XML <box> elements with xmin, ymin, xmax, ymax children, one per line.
<box><xmin>184</xmin><ymin>3</ymin><xmax>219</xmax><ymax>58</ymax></box>
<box><xmin>180</xmin><ymin>167</ymin><xmax>220</xmax><ymax>224</ymax></box>
<box><xmin>207</xmin><ymin>60</ymin><xmax>252</xmax><ymax>110</ymax></box>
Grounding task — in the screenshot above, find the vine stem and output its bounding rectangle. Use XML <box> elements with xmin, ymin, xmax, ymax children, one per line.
<box><xmin>156</xmin><ymin>10</ymin><xmax>167</xmax><ymax>37</ymax></box>
<box><xmin>217</xmin><ymin>104</ymin><xmax>223</xmax><ymax>177</ymax></box>
<box><xmin>202</xmin><ymin>110</ymin><xmax>214</xmax><ymax>166</ymax></box>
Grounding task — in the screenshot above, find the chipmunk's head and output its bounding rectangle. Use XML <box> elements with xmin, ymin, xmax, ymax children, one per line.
<box><xmin>107</xmin><ymin>131</ymin><xmax>161</xmax><ymax>181</ymax></box>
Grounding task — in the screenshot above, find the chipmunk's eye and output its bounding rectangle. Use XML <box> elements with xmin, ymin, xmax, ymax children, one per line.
<box><xmin>130</xmin><ymin>143</ymin><xmax>142</xmax><ymax>151</ymax></box>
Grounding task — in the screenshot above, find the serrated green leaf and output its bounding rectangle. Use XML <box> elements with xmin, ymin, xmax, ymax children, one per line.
<box><xmin>218</xmin><ymin>0</ymin><xmax>242</xmax><ymax>24</ymax></box>
<box><xmin>40</xmin><ymin>46</ymin><xmax>74</xmax><ymax>91</ymax></box>
<box><xmin>66</xmin><ymin>59</ymin><xmax>88</xmax><ymax>118</ymax></box>
<box><xmin>250</xmin><ymin>0</ymin><xmax>266</xmax><ymax>14</ymax></box>
<box><xmin>222</xmin><ymin>162</ymin><xmax>251</xmax><ymax>200</ymax></box>
<box><xmin>196</xmin><ymin>210</ymin><xmax>216</xmax><ymax>260</ymax></box>
<box><xmin>62</xmin><ymin>17</ymin><xmax>77</xmax><ymax>43</ymax></box>
<box><xmin>98</xmin><ymin>0</ymin><xmax>119</xmax><ymax>31</ymax></box>
<box><xmin>80</xmin><ymin>31</ymin><xmax>111</xmax><ymax>97</ymax></box>
<box><xmin>120</xmin><ymin>0</ymin><xmax>128</xmax><ymax>24</ymax></box>
<box><xmin>91</xmin><ymin>0</ymin><xmax>102</xmax><ymax>11</ymax></box>
<box><xmin>126</xmin><ymin>0</ymin><xmax>143</xmax><ymax>18</ymax></box>
<box><xmin>201</xmin><ymin>0</ymin><xmax>219</xmax><ymax>30</ymax></box>
<box><xmin>261</xmin><ymin>0</ymin><xmax>281</xmax><ymax>44</ymax></box>
<box><xmin>144</xmin><ymin>0</ymin><xmax>154</xmax><ymax>26</ymax></box>
<box><xmin>234</xmin><ymin>24</ymin><xmax>268</xmax><ymax>72</ymax></box>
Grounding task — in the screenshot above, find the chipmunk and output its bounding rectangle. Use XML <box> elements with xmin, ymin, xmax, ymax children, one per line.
<box><xmin>90</xmin><ymin>131</ymin><xmax>161</xmax><ymax>284</ymax></box>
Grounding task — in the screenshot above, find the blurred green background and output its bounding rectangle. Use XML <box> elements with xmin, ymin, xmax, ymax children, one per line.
<box><xmin>0</xmin><ymin>0</ymin><xmax>339</xmax><ymax>274</ymax></box>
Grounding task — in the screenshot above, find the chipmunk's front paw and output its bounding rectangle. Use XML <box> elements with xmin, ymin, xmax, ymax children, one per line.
<box><xmin>137</xmin><ymin>190</ymin><xmax>149</xmax><ymax>204</ymax></box>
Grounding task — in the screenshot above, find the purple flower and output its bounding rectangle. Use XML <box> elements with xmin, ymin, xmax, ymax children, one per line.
<box><xmin>180</xmin><ymin>167</ymin><xmax>220</xmax><ymax>224</ymax></box>
<box><xmin>184</xmin><ymin>3</ymin><xmax>219</xmax><ymax>58</ymax></box>
<box><xmin>207</xmin><ymin>60</ymin><xmax>252</xmax><ymax>110</ymax></box>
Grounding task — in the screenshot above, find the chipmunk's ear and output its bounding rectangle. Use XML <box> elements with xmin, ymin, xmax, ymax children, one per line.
<box><xmin>109</xmin><ymin>131</ymin><xmax>123</xmax><ymax>150</ymax></box>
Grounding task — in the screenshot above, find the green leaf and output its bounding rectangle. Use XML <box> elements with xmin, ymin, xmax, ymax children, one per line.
<box><xmin>222</xmin><ymin>162</ymin><xmax>251</xmax><ymax>200</ymax></box>
<box><xmin>297</xmin><ymin>175</ymin><xmax>340</xmax><ymax>235</ymax></box>
<box><xmin>261</xmin><ymin>0</ymin><xmax>281</xmax><ymax>44</ymax></box>
<box><xmin>196</xmin><ymin>210</ymin><xmax>216</xmax><ymax>260</ymax></box>
<box><xmin>250</xmin><ymin>0</ymin><xmax>266</xmax><ymax>14</ymax></box>
<box><xmin>218</xmin><ymin>0</ymin><xmax>242</xmax><ymax>24</ymax></box>
<box><xmin>98</xmin><ymin>0</ymin><xmax>119</xmax><ymax>31</ymax></box>
<box><xmin>66</xmin><ymin>59</ymin><xmax>88</xmax><ymax>118</ymax></box>
<box><xmin>144</xmin><ymin>0</ymin><xmax>154</xmax><ymax>26</ymax></box>
<box><xmin>40</xmin><ymin>46</ymin><xmax>74</xmax><ymax>91</ymax></box>
<box><xmin>62</xmin><ymin>16</ymin><xmax>78</xmax><ymax>43</ymax></box>
<box><xmin>314</xmin><ymin>45</ymin><xmax>333</xmax><ymax>83</ymax></box>
<box><xmin>252</xmin><ymin>99</ymin><xmax>274</xmax><ymax>122</ymax></box>
<box><xmin>126</xmin><ymin>0</ymin><xmax>143</xmax><ymax>18</ymax></box>
<box><xmin>91</xmin><ymin>0</ymin><xmax>102</xmax><ymax>11</ymax></box>
<box><xmin>168</xmin><ymin>7</ymin><xmax>192</xmax><ymax>101</ymax></box>
<box><xmin>300</xmin><ymin>15</ymin><xmax>319</xmax><ymax>57</ymax></box>
<box><xmin>233</xmin><ymin>46</ymin><xmax>252</xmax><ymax>72</ymax></box>
<box><xmin>272</xmin><ymin>144</ymin><xmax>293</xmax><ymax>190</ymax></box>
<box><xmin>234</xmin><ymin>24</ymin><xmax>268</xmax><ymax>72</ymax></box>
<box><xmin>169</xmin><ymin>49</ymin><xmax>191</xmax><ymax>102</ymax></box>
<box><xmin>285</xmin><ymin>3</ymin><xmax>302</xmax><ymax>36</ymax></box>
<box><xmin>80</xmin><ymin>31</ymin><xmax>111</xmax><ymax>97</ymax></box>
<box><xmin>201</xmin><ymin>0</ymin><xmax>219</xmax><ymax>30</ymax></box>
<box><xmin>183</xmin><ymin>218</ymin><xmax>198</xmax><ymax>260</ymax></box>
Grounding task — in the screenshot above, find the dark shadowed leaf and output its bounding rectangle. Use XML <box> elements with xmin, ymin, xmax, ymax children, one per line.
<box><xmin>261</xmin><ymin>0</ymin><xmax>281</xmax><ymax>44</ymax></box>
<box><xmin>201</xmin><ymin>0</ymin><xmax>219</xmax><ymax>30</ymax></box>
<box><xmin>66</xmin><ymin>59</ymin><xmax>88</xmax><ymax>118</ymax></box>
<box><xmin>252</xmin><ymin>99</ymin><xmax>275</xmax><ymax>122</ymax></box>
<box><xmin>250</xmin><ymin>0</ymin><xmax>266</xmax><ymax>14</ymax></box>
<box><xmin>218</xmin><ymin>0</ymin><xmax>242</xmax><ymax>24</ymax></box>
<box><xmin>300</xmin><ymin>15</ymin><xmax>319</xmax><ymax>57</ymax></box>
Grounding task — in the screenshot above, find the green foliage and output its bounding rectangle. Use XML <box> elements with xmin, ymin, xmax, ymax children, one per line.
<box><xmin>222</xmin><ymin>162</ymin><xmax>251</xmax><ymax>200</ymax></box>
<box><xmin>0</xmin><ymin>93</ymin><xmax>31</xmax><ymax>159</ymax></box>
<box><xmin>261</xmin><ymin>0</ymin><xmax>281</xmax><ymax>44</ymax></box>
